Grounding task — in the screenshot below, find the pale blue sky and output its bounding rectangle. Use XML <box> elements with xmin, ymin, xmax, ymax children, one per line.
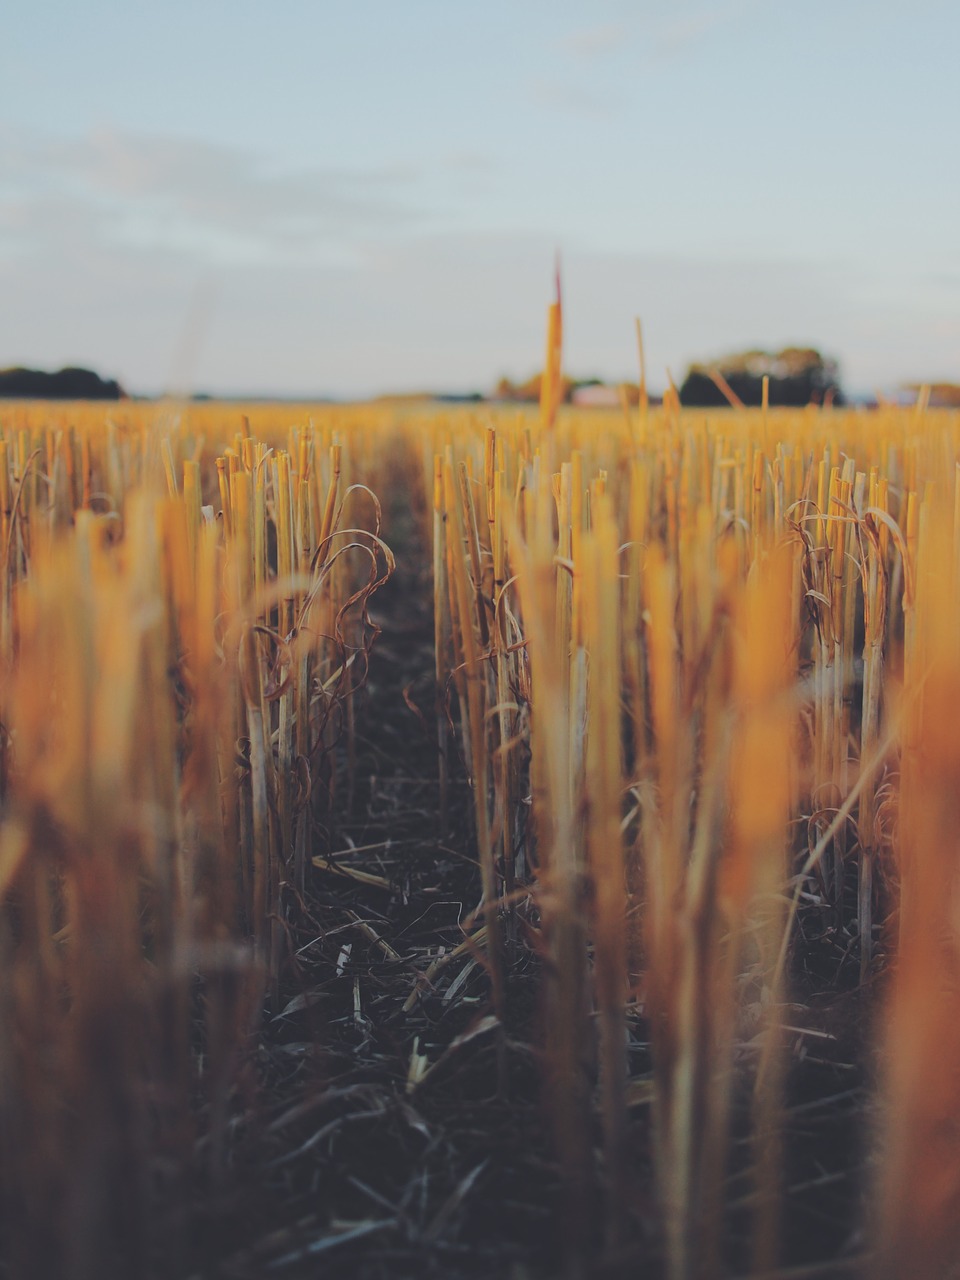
<box><xmin>1</xmin><ymin>0</ymin><xmax>958</xmax><ymax>396</ymax></box>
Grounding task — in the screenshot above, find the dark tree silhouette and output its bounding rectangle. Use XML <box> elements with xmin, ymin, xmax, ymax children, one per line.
<box><xmin>680</xmin><ymin>347</ymin><xmax>843</xmax><ymax>408</ymax></box>
<box><xmin>0</xmin><ymin>366</ymin><xmax>125</xmax><ymax>399</ymax></box>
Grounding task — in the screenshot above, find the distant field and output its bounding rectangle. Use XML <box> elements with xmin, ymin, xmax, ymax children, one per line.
<box><xmin>0</xmin><ymin>395</ymin><xmax>958</xmax><ymax>1278</ymax></box>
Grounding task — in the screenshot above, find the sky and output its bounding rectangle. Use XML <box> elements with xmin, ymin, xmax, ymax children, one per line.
<box><xmin>1</xmin><ymin>0</ymin><xmax>958</xmax><ymax>398</ymax></box>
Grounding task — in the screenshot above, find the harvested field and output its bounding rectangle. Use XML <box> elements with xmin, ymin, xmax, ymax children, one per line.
<box><xmin>0</xmin><ymin>391</ymin><xmax>959</xmax><ymax>1279</ymax></box>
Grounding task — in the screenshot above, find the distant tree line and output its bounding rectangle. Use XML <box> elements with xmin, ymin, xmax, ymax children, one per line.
<box><xmin>493</xmin><ymin>373</ymin><xmax>645</xmax><ymax>405</ymax></box>
<box><xmin>493</xmin><ymin>349</ymin><xmax>843</xmax><ymax>410</ymax></box>
<box><xmin>679</xmin><ymin>347</ymin><xmax>843</xmax><ymax>408</ymax></box>
<box><xmin>0</xmin><ymin>366</ymin><xmax>125</xmax><ymax>399</ymax></box>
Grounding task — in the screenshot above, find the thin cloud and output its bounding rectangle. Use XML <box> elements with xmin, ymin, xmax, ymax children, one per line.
<box><xmin>0</xmin><ymin>126</ymin><xmax>424</xmax><ymax>268</ymax></box>
<box><xmin>438</xmin><ymin>150</ymin><xmax>499</xmax><ymax>174</ymax></box>
<box><xmin>559</xmin><ymin>23</ymin><xmax>630</xmax><ymax>59</ymax></box>
<box><xmin>532</xmin><ymin>80</ymin><xmax>618</xmax><ymax>117</ymax></box>
<box><xmin>654</xmin><ymin>0</ymin><xmax>761</xmax><ymax>56</ymax></box>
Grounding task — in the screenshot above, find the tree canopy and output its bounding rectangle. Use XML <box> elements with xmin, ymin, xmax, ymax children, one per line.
<box><xmin>680</xmin><ymin>347</ymin><xmax>843</xmax><ymax>408</ymax></box>
<box><xmin>0</xmin><ymin>366</ymin><xmax>125</xmax><ymax>400</ymax></box>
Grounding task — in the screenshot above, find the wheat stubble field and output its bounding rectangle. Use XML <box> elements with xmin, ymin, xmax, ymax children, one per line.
<box><xmin>0</xmin><ymin>368</ymin><xmax>959</xmax><ymax>1279</ymax></box>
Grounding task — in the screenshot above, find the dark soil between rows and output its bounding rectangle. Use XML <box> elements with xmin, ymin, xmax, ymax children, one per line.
<box><xmin>182</xmin><ymin>438</ymin><xmax>876</xmax><ymax>1280</ymax></box>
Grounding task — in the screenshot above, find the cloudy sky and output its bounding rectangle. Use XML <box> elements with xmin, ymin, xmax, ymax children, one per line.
<box><xmin>1</xmin><ymin>0</ymin><xmax>958</xmax><ymax>397</ymax></box>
